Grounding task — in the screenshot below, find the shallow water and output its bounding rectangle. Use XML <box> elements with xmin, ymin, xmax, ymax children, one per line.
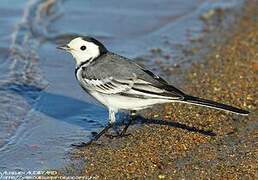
<box><xmin>0</xmin><ymin>0</ymin><xmax>243</xmax><ymax>171</ymax></box>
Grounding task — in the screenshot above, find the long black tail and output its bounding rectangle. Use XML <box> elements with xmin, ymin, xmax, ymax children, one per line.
<box><xmin>183</xmin><ymin>95</ymin><xmax>249</xmax><ymax>115</ymax></box>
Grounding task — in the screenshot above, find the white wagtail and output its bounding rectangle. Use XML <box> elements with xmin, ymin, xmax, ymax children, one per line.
<box><xmin>58</xmin><ymin>36</ymin><xmax>249</xmax><ymax>147</ymax></box>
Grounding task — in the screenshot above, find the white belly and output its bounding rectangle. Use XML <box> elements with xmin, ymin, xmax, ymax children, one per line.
<box><xmin>89</xmin><ymin>91</ymin><xmax>171</xmax><ymax>111</ymax></box>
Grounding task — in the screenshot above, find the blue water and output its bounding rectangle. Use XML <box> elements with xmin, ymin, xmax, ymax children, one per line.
<box><xmin>0</xmin><ymin>0</ymin><xmax>244</xmax><ymax>171</ymax></box>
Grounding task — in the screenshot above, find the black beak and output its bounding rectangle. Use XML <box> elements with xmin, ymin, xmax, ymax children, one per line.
<box><xmin>57</xmin><ymin>44</ymin><xmax>70</xmax><ymax>51</ymax></box>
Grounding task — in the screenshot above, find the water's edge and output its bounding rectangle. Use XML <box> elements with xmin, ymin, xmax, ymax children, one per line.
<box><xmin>0</xmin><ymin>0</ymin><xmax>245</xmax><ymax>171</ymax></box>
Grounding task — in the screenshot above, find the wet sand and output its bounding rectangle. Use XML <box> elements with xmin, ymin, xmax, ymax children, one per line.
<box><xmin>66</xmin><ymin>2</ymin><xmax>257</xmax><ymax>179</ymax></box>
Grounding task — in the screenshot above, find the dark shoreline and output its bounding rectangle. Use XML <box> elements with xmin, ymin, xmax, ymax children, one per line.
<box><xmin>62</xmin><ymin>1</ymin><xmax>257</xmax><ymax>179</ymax></box>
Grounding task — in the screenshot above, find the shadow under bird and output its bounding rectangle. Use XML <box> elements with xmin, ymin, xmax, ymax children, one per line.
<box><xmin>57</xmin><ymin>36</ymin><xmax>249</xmax><ymax>147</ymax></box>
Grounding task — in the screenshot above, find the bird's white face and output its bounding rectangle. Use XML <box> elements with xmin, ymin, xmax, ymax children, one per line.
<box><xmin>61</xmin><ymin>37</ymin><xmax>100</xmax><ymax>66</ymax></box>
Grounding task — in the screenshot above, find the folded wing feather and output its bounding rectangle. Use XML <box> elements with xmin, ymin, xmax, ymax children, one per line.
<box><xmin>81</xmin><ymin>75</ymin><xmax>183</xmax><ymax>100</ymax></box>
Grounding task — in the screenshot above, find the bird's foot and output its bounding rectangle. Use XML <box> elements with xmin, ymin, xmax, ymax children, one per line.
<box><xmin>71</xmin><ymin>141</ymin><xmax>92</xmax><ymax>148</ymax></box>
<box><xmin>105</xmin><ymin>131</ymin><xmax>132</xmax><ymax>139</ymax></box>
<box><xmin>119</xmin><ymin>131</ymin><xmax>132</xmax><ymax>137</ymax></box>
<box><xmin>119</xmin><ymin>132</ymin><xmax>132</xmax><ymax>137</ymax></box>
<box><xmin>71</xmin><ymin>140</ymin><xmax>101</xmax><ymax>148</ymax></box>
<box><xmin>71</xmin><ymin>123</ymin><xmax>114</xmax><ymax>148</ymax></box>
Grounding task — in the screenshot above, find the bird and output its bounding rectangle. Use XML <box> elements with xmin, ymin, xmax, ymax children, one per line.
<box><xmin>57</xmin><ymin>36</ymin><xmax>249</xmax><ymax>147</ymax></box>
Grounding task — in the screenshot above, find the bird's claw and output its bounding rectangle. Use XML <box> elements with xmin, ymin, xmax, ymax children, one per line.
<box><xmin>71</xmin><ymin>140</ymin><xmax>101</xmax><ymax>148</ymax></box>
<box><xmin>105</xmin><ymin>132</ymin><xmax>132</xmax><ymax>139</ymax></box>
<box><xmin>71</xmin><ymin>142</ymin><xmax>91</xmax><ymax>148</ymax></box>
<box><xmin>119</xmin><ymin>133</ymin><xmax>132</xmax><ymax>137</ymax></box>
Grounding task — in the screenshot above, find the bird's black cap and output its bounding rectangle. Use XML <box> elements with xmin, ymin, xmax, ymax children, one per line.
<box><xmin>81</xmin><ymin>36</ymin><xmax>108</xmax><ymax>55</ymax></box>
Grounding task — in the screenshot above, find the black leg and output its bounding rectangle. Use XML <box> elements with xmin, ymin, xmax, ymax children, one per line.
<box><xmin>72</xmin><ymin>123</ymin><xmax>114</xmax><ymax>148</ymax></box>
<box><xmin>119</xmin><ymin>118</ymin><xmax>133</xmax><ymax>136</ymax></box>
<box><xmin>119</xmin><ymin>110</ymin><xmax>136</xmax><ymax>136</ymax></box>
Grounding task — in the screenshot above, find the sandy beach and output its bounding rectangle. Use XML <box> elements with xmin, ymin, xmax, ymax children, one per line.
<box><xmin>65</xmin><ymin>1</ymin><xmax>258</xmax><ymax>179</ymax></box>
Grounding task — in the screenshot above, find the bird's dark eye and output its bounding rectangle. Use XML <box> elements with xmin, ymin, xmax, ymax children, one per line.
<box><xmin>80</xmin><ymin>45</ymin><xmax>86</xmax><ymax>51</ymax></box>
